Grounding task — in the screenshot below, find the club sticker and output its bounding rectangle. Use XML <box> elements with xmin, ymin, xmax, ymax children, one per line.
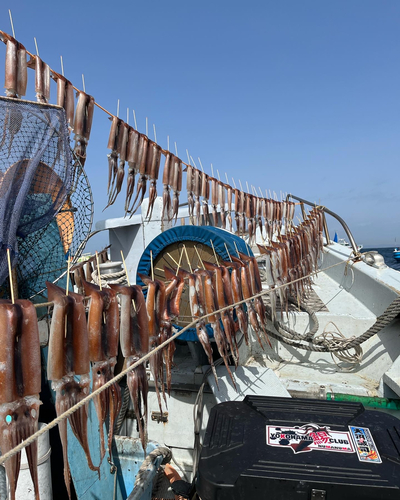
<box><xmin>266</xmin><ymin>423</ymin><xmax>355</xmax><ymax>454</ymax></box>
<box><xmin>349</xmin><ymin>426</ymin><xmax>382</xmax><ymax>464</ymax></box>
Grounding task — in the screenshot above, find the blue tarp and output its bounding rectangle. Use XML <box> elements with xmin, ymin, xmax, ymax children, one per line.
<box><xmin>136</xmin><ymin>225</ymin><xmax>253</xmax><ymax>341</ymax></box>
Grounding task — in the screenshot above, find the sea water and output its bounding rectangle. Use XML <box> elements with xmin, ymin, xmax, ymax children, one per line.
<box><xmin>363</xmin><ymin>247</ymin><xmax>400</xmax><ymax>272</ymax></box>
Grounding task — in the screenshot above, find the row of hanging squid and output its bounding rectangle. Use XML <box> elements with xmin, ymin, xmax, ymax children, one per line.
<box><xmin>1</xmin><ymin>30</ymin><xmax>95</xmax><ymax>167</ymax></box>
<box><xmin>104</xmin><ymin>111</ymin><xmax>296</xmax><ymax>243</ymax></box>
<box><xmin>257</xmin><ymin>207</ymin><xmax>325</xmax><ymax>322</ymax></box>
<box><xmin>105</xmin><ymin>115</ymin><xmax>183</xmax><ymax>223</ymax></box>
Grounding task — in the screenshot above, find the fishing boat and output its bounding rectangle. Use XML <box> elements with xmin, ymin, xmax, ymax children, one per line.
<box><xmin>0</xmin><ymin>27</ymin><xmax>399</xmax><ymax>500</ymax></box>
<box><xmin>393</xmin><ymin>248</ymin><xmax>400</xmax><ymax>261</ymax></box>
<box><xmin>333</xmin><ymin>231</ymin><xmax>363</xmax><ymax>251</ymax></box>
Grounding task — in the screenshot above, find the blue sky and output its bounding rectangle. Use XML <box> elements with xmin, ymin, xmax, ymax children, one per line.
<box><xmin>2</xmin><ymin>1</ymin><xmax>399</xmax><ymax>250</ymax></box>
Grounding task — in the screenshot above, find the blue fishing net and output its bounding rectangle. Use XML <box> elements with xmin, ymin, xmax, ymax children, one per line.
<box><xmin>0</xmin><ymin>96</ymin><xmax>72</xmax><ymax>288</ymax></box>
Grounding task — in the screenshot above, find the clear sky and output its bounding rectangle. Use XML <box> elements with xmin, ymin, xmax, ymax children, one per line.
<box><xmin>1</xmin><ymin>1</ymin><xmax>399</xmax><ymax>251</ymax></box>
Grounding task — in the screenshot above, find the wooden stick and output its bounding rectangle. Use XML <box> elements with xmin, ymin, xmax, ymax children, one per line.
<box><xmin>166</xmin><ymin>252</ymin><xmax>179</xmax><ymax>268</ymax></box>
<box><xmin>120</xmin><ymin>251</ymin><xmax>130</xmax><ymax>286</ymax></box>
<box><xmin>7</xmin><ymin>249</ymin><xmax>14</xmax><ymax>304</ymax></box>
<box><xmin>116</xmin><ymin>99</ymin><xmax>120</xmax><ymax>118</ymax></box>
<box><xmin>198</xmin><ymin>157</ymin><xmax>204</xmax><ymax>172</ymax></box>
<box><xmin>150</xmin><ymin>250</ymin><xmax>154</xmax><ymax>281</ymax></box>
<box><xmin>167</xmin><ymin>135</ymin><xmax>170</xmax><ymax>151</ymax></box>
<box><xmin>133</xmin><ymin>109</ymin><xmax>137</xmax><ymax>130</ymax></box>
<box><xmin>60</xmin><ymin>56</ymin><xmax>64</xmax><ymax>77</ymax></box>
<box><xmin>34</xmin><ymin>37</ymin><xmax>39</xmax><ymax>57</ymax></box>
<box><xmin>186</xmin><ymin>149</ymin><xmax>191</xmax><ymax>165</ymax></box>
<box><xmin>120</xmin><ymin>251</ymin><xmax>136</xmax><ymax>311</ymax></box>
<box><xmin>126</xmin><ymin>108</ymin><xmax>129</xmax><ymax>125</ymax></box>
<box><xmin>65</xmin><ymin>256</ymin><xmax>71</xmax><ymax>296</ymax></box>
<box><xmin>194</xmin><ymin>245</ymin><xmax>206</xmax><ymax>270</ymax></box>
<box><xmin>95</xmin><ymin>251</ymin><xmax>102</xmax><ymax>290</ymax></box>
<box><xmin>210</xmin><ymin>239</ymin><xmax>219</xmax><ymax>266</ymax></box>
<box><xmin>190</xmin><ymin>156</ymin><xmax>197</xmax><ymax>168</ymax></box>
<box><xmin>174</xmin><ymin>141</ymin><xmax>178</xmax><ymax>157</ymax></box>
<box><xmin>176</xmin><ymin>247</ymin><xmax>184</xmax><ymax>276</ymax></box>
<box><xmin>239</xmin><ymin>179</ymin><xmax>244</xmax><ymax>192</ymax></box>
<box><xmin>82</xmin><ymin>74</ymin><xmax>86</xmax><ymax>93</ymax></box>
<box><xmin>224</xmin><ymin>243</ymin><xmax>232</xmax><ymax>262</ymax></box>
<box><xmin>210</xmin><ymin>163</ymin><xmax>214</xmax><ymax>177</ymax></box>
<box><xmin>233</xmin><ymin>241</ymin><xmax>240</xmax><ymax>257</ymax></box>
<box><xmin>153</xmin><ymin>124</ymin><xmax>157</xmax><ymax>143</ymax></box>
<box><xmin>232</xmin><ymin>178</ymin><xmax>237</xmax><ymax>189</ymax></box>
<box><xmin>183</xmin><ymin>244</ymin><xmax>193</xmax><ymax>273</ymax></box>
<box><xmin>8</xmin><ymin>10</ymin><xmax>15</xmax><ymax>39</ymax></box>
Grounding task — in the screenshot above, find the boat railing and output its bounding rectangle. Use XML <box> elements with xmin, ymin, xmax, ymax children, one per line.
<box><xmin>286</xmin><ymin>194</ymin><xmax>360</xmax><ymax>255</ymax></box>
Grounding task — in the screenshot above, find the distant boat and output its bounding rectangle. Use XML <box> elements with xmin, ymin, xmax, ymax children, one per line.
<box><xmin>393</xmin><ymin>248</ymin><xmax>400</xmax><ymax>261</ymax></box>
<box><xmin>333</xmin><ymin>232</ymin><xmax>363</xmax><ymax>251</ymax></box>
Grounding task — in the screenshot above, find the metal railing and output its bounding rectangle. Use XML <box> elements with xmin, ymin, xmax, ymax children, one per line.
<box><xmin>286</xmin><ymin>194</ymin><xmax>360</xmax><ymax>255</ymax></box>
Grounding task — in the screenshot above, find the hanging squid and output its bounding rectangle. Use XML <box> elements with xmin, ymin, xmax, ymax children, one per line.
<box><xmin>201</xmin><ymin>171</ymin><xmax>210</xmax><ymax>225</ymax></box>
<box><xmin>196</xmin><ymin>269</ymin><xmax>235</xmax><ymax>387</ymax></box>
<box><xmin>73</xmin><ymin>90</ymin><xmax>95</xmax><ymax>167</ymax></box>
<box><xmin>221</xmin><ymin>260</ymin><xmax>249</xmax><ymax>346</ymax></box>
<box><xmin>137</xmin><ymin>274</ymin><xmax>167</xmax><ymax>414</ymax></box>
<box><xmin>234</xmin><ymin>188</ymin><xmax>240</xmax><ymax>234</ymax></box>
<box><xmin>169</xmin><ymin>155</ymin><xmax>182</xmax><ymax>223</ymax></box>
<box><xmin>145</xmin><ymin>141</ymin><xmax>162</xmax><ymax>220</ymax></box>
<box><xmin>178</xmin><ymin>269</ymin><xmax>218</xmax><ymax>384</ymax></box>
<box><xmin>106</xmin><ymin>116</ymin><xmax>122</xmax><ymax>201</ymax></box>
<box><xmin>227</xmin><ymin>184</ymin><xmax>233</xmax><ymax>232</ymax></box>
<box><xmin>246</xmin><ymin>194</ymin><xmax>254</xmax><ymax>246</ymax></box>
<box><xmin>0</xmin><ymin>300</ymin><xmax>41</xmax><ymax>500</ymax></box>
<box><xmin>109</xmin><ymin>284</ymin><xmax>149</xmax><ymax>454</ymax></box>
<box><xmin>82</xmin><ymin>281</ymin><xmax>121</xmax><ymax>464</ymax></box>
<box><xmin>125</xmin><ymin>127</ymin><xmax>140</xmax><ymax>214</ymax></box>
<box><xmin>55</xmin><ymin>72</ymin><xmax>75</xmax><ymax>130</ymax></box>
<box><xmin>193</xmin><ymin>168</ymin><xmax>202</xmax><ymax>226</ymax></box>
<box><xmin>162</xmin><ymin>267</ymin><xmax>185</xmax><ymax>395</ymax></box>
<box><xmin>129</xmin><ymin>134</ymin><xmax>149</xmax><ymax>215</ymax></box>
<box><xmin>46</xmin><ymin>282</ymin><xmax>99</xmax><ymax>499</ymax></box>
<box><xmin>26</xmin><ymin>54</ymin><xmax>50</xmax><ymax>103</ymax></box>
<box><xmin>203</xmin><ymin>261</ymin><xmax>239</xmax><ymax>366</ymax></box>
<box><xmin>186</xmin><ymin>164</ymin><xmax>195</xmax><ymax>222</ymax></box>
<box><xmin>108</xmin><ymin>121</ymin><xmax>129</xmax><ymax>207</ymax></box>
<box><xmin>161</xmin><ymin>152</ymin><xmax>172</xmax><ymax>221</ymax></box>
<box><xmin>1</xmin><ymin>35</ymin><xmax>25</xmax><ymax>157</ymax></box>
<box><xmin>211</xmin><ymin>178</ymin><xmax>218</xmax><ymax>226</ymax></box>
<box><xmin>218</xmin><ymin>181</ymin><xmax>226</xmax><ymax>229</ymax></box>
<box><xmin>3</xmin><ymin>33</ymin><xmax>27</xmax><ymax>98</ymax></box>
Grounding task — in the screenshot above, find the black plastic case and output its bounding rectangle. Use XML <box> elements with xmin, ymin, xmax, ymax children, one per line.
<box><xmin>196</xmin><ymin>396</ymin><xmax>400</xmax><ymax>499</ymax></box>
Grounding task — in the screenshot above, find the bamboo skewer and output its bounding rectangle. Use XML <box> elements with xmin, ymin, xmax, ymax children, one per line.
<box><xmin>7</xmin><ymin>249</ymin><xmax>14</xmax><ymax>304</ymax></box>
<box><xmin>194</xmin><ymin>245</ymin><xmax>206</xmax><ymax>270</ymax></box>
<box><xmin>65</xmin><ymin>256</ymin><xmax>71</xmax><ymax>296</ymax></box>
<box><xmin>224</xmin><ymin>243</ymin><xmax>232</xmax><ymax>262</ymax></box>
<box><xmin>8</xmin><ymin>10</ymin><xmax>15</xmax><ymax>39</ymax></box>
<box><xmin>183</xmin><ymin>244</ymin><xmax>193</xmax><ymax>273</ymax></box>
<box><xmin>95</xmin><ymin>251</ymin><xmax>102</xmax><ymax>291</ymax></box>
<box><xmin>150</xmin><ymin>250</ymin><xmax>154</xmax><ymax>281</ymax></box>
<box><xmin>176</xmin><ymin>247</ymin><xmax>184</xmax><ymax>276</ymax></box>
<box><xmin>210</xmin><ymin>239</ymin><xmax>219</xmax><ymax>266</ymax></box>
<box><xmin>120</xmin><ymin>250</ymin><xmax>136</xmax><ymax>311</ymax></box>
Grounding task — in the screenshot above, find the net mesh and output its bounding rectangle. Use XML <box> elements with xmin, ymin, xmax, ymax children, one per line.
<box><xmin>0</xmin><ymin>97</ymin><xmax>93</xmax><ymax>300</ymax></box>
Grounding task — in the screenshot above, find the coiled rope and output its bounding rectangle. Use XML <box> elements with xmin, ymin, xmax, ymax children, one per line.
<box><xmin>1</xmin><ymin>257</ymin><xmax>399</xmax><ymax>465</ymax></box>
